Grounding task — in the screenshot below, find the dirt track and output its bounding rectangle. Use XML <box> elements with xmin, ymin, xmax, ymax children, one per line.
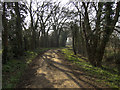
<box><xmin>17</xmin><ymin>49</ymin><xmax>107</xmax><ymax>88</ymax></box>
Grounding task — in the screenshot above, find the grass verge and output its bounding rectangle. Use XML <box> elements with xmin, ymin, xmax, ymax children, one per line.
<box><xmin>2</xmin><ymin>48</ymin><xmax>50</xmax><ymax>88</ymax></box>
<box><xmin>61</xmin><ymin>48</ymin><xmax>120</xmax><ymax>88</ymax></box>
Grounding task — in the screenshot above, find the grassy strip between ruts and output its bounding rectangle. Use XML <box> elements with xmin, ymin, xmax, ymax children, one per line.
<box><xmin>2</xmin><ymin>48</ymin><xmax>51</xmax><ymax>88</ymax></box>
<box><xmin>61</xmin><ymin>48</ymin><xmax>120</xmax><ymax>88</ymax></box>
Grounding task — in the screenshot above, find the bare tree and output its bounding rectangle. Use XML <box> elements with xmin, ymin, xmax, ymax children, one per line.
<box><xmin>71</xmin><ymin>1</ymin><xmax>120</xmax><ymax>67</ymax></box>
<box><xmin>51</xmin><ymin>3</ymin><xmax>68</xmax><ymax>47</ymax></box>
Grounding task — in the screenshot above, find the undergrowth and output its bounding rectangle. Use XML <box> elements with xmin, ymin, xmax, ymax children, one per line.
<box><xmin>61</xmin><ymin>48</ymin><xmax>120</xmax><ymax>88</ymax></box>
<box><xmin>2</xmin><ymin>48</ymin><xmax>50</xmax><ymax>88</ymax></box>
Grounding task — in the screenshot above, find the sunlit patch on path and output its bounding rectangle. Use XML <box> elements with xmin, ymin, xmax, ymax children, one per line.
<box><xmin>17</xmin><ymin>49</ymin><xmax>107</xmax><ymax>88</ymax></box>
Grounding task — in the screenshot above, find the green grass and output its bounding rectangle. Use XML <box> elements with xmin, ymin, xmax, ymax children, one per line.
<box><xmin>3</xmin><ymin>59</ymin><xmax>26</xmax><ymax>88</ymax></box>
<box><xmin>0</xmin><ymin>49</ymin><xmax>2</xmax><ymax>54</ymax></box>
<box><xmin>2</xmin><ymin>48</ymin><xmax>50</xmax><ymax>88</ymax></box>
<box><xmin>61</xmin><ymin>48</ymin><xmax>120</xmax><ymax>88</ymax></box>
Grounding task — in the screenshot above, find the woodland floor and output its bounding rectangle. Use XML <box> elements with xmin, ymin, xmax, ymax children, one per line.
<box><xmin>16</xmin><ymin>49</ymin><xmax>108</xmax><ymax>88</ymax></box>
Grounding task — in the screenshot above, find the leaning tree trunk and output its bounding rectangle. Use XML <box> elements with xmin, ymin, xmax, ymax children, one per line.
<box><xmin>94</xmin><ymin>2</ymin><xmax>120</xmax><ymax>67</ymax></box>
<box><xmin>82</xmin><ymin>2</ymin><xmax>120</xmax><ymax>67</ymax></box>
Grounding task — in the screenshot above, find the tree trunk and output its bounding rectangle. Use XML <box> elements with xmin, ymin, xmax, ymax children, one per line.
<box><xmin>24</xmin><ymin>37</ymin><xmax>28</xmax><ymax>51</ymax></box>
<box><xmin>60</xmin><ymin>31</ymin><xmax>68</xmax><ymax>47</ymax></box>
<box><xmin>32</xmin><ymin>30</ymin><xmax>36</xmax><ymax>49</ymax></box>
<box><xmin>82</xmin><ymin>2</ymin><xmax>120</xmax><ymax>67</ymax></box>
<box><xmin>2</xmin><ymin>3</ymin><xmax>8</xmax><ymax>64</ymax></box>
<box><xmin>72</xmin><ymin>35</ymin><xmax>77</xmax><ymax>55</ymax></box>
<box><xmin>29</xmin><ymin>1</ymin><xmax>36</xmax><ymax>50</ymax></box>
<box><xmin>56</xmin><ymin>35</ymin><xmax>59</xmax><ymax>47</ymax></box>
<box><xmin>45</xmin><ymin>33</ymin><xmax>49</xmax><ymax>47</ymax></box>
<box><xmin>93</xmin><ymin>2</ymin><xmax>119</xmax><ymax>67</ymax></box>
<box><xmin>15</xmin><ymin>2</ymin><xmax>23</xmax><ymax>56</ymax></box>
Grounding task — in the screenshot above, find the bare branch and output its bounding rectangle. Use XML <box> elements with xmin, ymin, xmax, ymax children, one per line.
<box><xmin>114</xmin><ymin>28</ymin><xmax>120</xmax><ymax>33</ymax></box>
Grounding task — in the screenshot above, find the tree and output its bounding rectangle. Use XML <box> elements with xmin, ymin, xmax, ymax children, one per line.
<box><xmin>70</xmin><ymin>22</ymin><xmax>79</xmax><ymax>55</ymax></box>
<box><xmin>69</xmin><ymin>1</ymin><xmax>87</xmax><ymax>56</ymax></box>
<box><xmin>38</xmin><ymin>1</ymin><xmax>53</xmax><ymax>47</ymax></box>
<box><xmin>15</xmin><ymin>2</ymin><xmax>23</xmax><ymax>56</ymax></box>
<box><xmin>51</xmin><ymin>3</ymin><xmax>68</xmax><ymax>47</ymax></box>
<box><xmin>71</xmin><ymin>1</ymin><xmax>120</xmax><ymax>67</ymax></box>
<box><xmin>2</xmin><ymin>2</ymin><xmax>8</xmax><ymax>64</ymax></box>
<box><xmin>59</xmin><ymin>23</ymin><xmax>70</xmax><ymax>47</ymax></box>
<box><xmin>29</xmin><ymin>0</ymin><xmax>39</xmax><ymax>49</ymax></box>
<box><xmin>82</xmin><ymin>2</ymin><xmax>120</xmax><ymax>67</ymax></box>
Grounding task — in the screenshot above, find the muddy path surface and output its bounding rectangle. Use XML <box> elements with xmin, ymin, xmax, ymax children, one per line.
<box><xmin>17</xmin><ymin>49</ymin><xmax>107</xmax><ymax>88</ymax></box>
